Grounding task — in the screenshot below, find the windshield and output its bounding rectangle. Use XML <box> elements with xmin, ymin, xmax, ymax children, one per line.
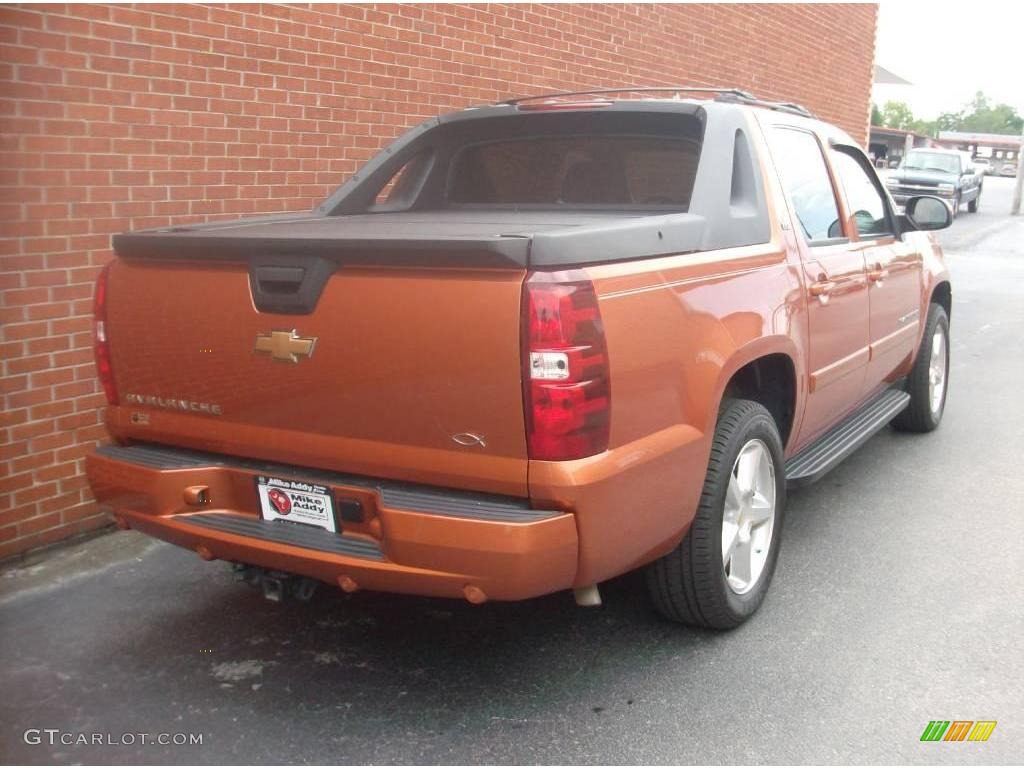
<box><xmin>902</xmin><ymin>151</ymin><xmax>960</xmax><ymax>174</ymax></box>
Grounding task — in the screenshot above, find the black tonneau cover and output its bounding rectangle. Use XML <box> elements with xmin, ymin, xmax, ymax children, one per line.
<box><xmin>113</xmin><ymin>100</ymin><xmax>773</xmax><ymax>269</ymax></box>
<box><xmin>112</xmin><ymin>210</ymin><xmax>708</xmax><ymax>269</ymax></box>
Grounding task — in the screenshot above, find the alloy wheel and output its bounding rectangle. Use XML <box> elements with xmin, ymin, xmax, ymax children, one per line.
<box><xmin>928</xmin><ymin>324</ymin><xmax>947</xmax><ymax>416</ymax></box>
<box><xmin>722</xmin><ymin>439</ymin><xmax>777</xmax><ymax>595</ymax></box>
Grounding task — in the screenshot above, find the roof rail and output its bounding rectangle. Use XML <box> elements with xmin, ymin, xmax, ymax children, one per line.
<box><xmin>496</xmin><ymin>86</ymin><xmax>816</xmax><ymax>118</ymax></box>
<box><xmin>713</xmin><ymin>91</ymin><xmax>816</xmax><ymax>118</ymax></box>
<box><xmin>497</xmin><ymin>86</ymin><xmax>755</xmax><ymax>105</ymax></box>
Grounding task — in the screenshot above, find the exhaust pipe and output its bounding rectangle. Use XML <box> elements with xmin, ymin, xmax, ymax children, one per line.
<box><xmin>573</xmin><ymin>584</ymin><xmax>602</xmax><ymax>607</ymax></box>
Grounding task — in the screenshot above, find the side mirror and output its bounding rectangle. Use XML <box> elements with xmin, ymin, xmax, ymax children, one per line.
<box><xmin>902</xmin><ymin>195</ymin><xmax>953</xmax><ymax>232</ymax></box>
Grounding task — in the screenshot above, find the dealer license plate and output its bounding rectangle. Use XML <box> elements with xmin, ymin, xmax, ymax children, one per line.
<box><xmin>255</xmin><ymin>475</ymin><xmax>338</xmax><ymax>533</ymax></box>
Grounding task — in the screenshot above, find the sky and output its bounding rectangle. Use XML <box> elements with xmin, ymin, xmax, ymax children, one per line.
<box><xmin>874</xmin><ymin>0</ymin><xmax>1023</xmax><ymax>121</ymax></box>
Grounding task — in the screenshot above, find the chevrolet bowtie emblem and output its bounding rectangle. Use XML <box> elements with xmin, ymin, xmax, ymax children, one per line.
<box><xmin>253</xmin><ymin>330</ymin><xmax>317</xmax><ymax>363</ymax></box>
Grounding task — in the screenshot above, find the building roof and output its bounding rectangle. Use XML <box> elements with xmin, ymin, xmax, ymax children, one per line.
<box><xmin>870</xmin><ymin>126</ymin><xmax>930</xmax><ymax>140</ymax></box>
<box><xmin>873</xmin><ymin>65</ymin><xmax>912</xmax><ymax>85</ymax></box>
<box><xmin>871</xmin><ymin>126</ymin><xmax>915</xmax><ymax>136</ymax></box>
<box><xmin>938</xmin><ymin>130</ymin><xmax>1022</xmax><ymax>147</ymax></box>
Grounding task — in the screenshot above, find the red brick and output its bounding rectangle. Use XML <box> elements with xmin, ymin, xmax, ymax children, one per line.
<box><xmin>3</xmin><ymin>321</ymin><xmax>49</xmax><ymax>341</ymax></box>
<box><xmin>0</xmin><ymin>408</ymin><xmax>27</xmax><ymax>428</ymax></box>
<box><xmin>11</xmin><ymin>418</ymin><xmax>55</xmax><ymax>440</ymax></box>
<box><xmin>36</xmin><ymin>461</ymin><xmax>77</xmax><ymax>482</ymax></box>
<box><xmin>29</xmin><ymin>400</ymin><xmax>74</xmax><ymax>419</ymax></box>
<box><xmin>0</xmin><ymin>472</ymin><xmax>33</xmax><ymax>494</ymax></box>
<box><xmin>30</xmin><ymin>367</ymin><xmax>75</xmax><ymax>388</ymax></box>
<box><xmin>0</xmin><ymin>2</ymin><xmax>878</xmax><ymax>557</ymax></box>
<box><xmin>35</xmin><ymin>492</ymin><xmax>77</xmax><ymax>515</ymax></box>
<box><xmin>17</xmin><ymin>509</ymin><xmax>61</xmax><ymax>535</ymax></box>
<box><xmin>62</xmin><ymin>501</ymin><xmax>105</xmax><ymax>524</ymax></box>
<box><xmin>6</xmin><ymin>353</ymin><xmax>50</xmax><ymax>375</ymax></box>
<box><xmin>0</xmin><ymin>505</ymin><xmax>37</xmax><ymax>528</ymax></box>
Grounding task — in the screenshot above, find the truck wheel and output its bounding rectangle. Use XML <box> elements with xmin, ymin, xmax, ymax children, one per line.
<box><xmin>646</xmin><ymin>399</ymin><xmax>785</xmax><ymax>629</ymax></box>
<box><xmin>968</xmin><ymin>193</ymin><xmax>979</xmax><ymax>213</ymax></box>
<box><xmin>951</xmin><ymin>193</ymin><xmax>960</xmax><ymax>218</ymax></box>
<box><xmin>892</xmin><ymin>303</ymin><xmax>949</xmax><ymax>433</ymax></box>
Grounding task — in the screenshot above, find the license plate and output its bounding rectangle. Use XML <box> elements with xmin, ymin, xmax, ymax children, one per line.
<box><xmin>255</xmin><ymin>475</ymin><xmax>338</xmax><ymax>533</ymax></box>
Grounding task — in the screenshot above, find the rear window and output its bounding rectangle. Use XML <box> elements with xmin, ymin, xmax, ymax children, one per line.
<box><xmin>448</xmin><ymin>134</ymin><xmax>699</xmax><ymax>208</ymax></box>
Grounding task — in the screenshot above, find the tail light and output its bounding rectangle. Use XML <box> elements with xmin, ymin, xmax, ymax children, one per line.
<box><xmin>93</xmin><ymin>263</ymin><xmax>118</xmax><ymax>405</ymax></box>
<box><xmin>522</xmin><ymin>271</ymin><xmax>610</xmax><ymax>460</ymax></box>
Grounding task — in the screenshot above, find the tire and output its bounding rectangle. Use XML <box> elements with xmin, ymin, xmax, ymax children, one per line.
<box><xmin>951</xmin><ymin>193</ymin><xmax>961</xmax><ymax>218</ymax></box>
<box><xmin>968</xmin><ymin>192</ymin><xmax>979</xmax><ymax>213</ymax></box>
<box><xmin>646</xmin><ymin>399</ymin><xmax>785</xmax><ymax>629</ymax></box>
<box><xmin>892</xmin><ymin>303</ymin><xmax>949</xmax><ymax>433</ymax></box>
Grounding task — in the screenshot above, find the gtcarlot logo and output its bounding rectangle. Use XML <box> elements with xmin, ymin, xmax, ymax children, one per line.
<box><xmin>920</xmin><ymin>720</ymin><xmax>997</xmax><ymax>742</ymax></box>
<box><xmin>24</xmin><ymin>729</ymin><xmax>204</xmax><ymax>747</ymax></box>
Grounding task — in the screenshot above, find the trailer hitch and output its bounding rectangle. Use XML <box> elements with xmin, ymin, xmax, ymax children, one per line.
<box><xmin>232</xmin><ymin>564</ymin><xmax>319</xmax><ymax>602</ymax></box>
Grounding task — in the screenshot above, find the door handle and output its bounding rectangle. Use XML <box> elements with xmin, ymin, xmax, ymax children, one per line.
<box><xmin>809</xmin><ymin>279</ymin><xmax>836</xmax><ymax>304</ymax></box>
<box><xmin>809</xmin><ymin>279</ymin><xmax>836</xmax><ymax>296</ymax></box>
<box><xmin>867</xmin><ymin>263</ymin><xmax>888</xmax><ymax>283</ymax></box>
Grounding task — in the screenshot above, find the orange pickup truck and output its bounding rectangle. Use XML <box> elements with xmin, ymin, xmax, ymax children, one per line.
<box><xmin>86</xmin><ymin>87</ymin><xmax>953</xmax><ymax>628</ymax></box>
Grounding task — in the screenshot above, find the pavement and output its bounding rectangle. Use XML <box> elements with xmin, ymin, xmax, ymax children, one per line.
<box><xmin>1</xmin><ymin>177</ymin><xmax>1022</xmax><ymax>765</ymax></box>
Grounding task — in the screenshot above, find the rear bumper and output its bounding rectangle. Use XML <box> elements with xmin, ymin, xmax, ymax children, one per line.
<box><xmin>86</xmin><ymin>444</ymin><xmax>578</xmax><ymax>602</ymax></box>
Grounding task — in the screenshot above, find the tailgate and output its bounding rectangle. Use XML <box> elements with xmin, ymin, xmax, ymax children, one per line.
<box><xmin>104</xmin><ymin>255</ymin><xmax>530</xmax><ymax>497</ymax></box>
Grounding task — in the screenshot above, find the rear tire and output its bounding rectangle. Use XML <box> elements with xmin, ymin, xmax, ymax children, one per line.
<box><xmin>892</xmin><ymin>303</ymin><xmax>949</xmax><ymax>433</ymax></box>
<box><xmin>646</xmin><ymin>399</ymin><xmax>785</xmax><ymax>629</ymax></box>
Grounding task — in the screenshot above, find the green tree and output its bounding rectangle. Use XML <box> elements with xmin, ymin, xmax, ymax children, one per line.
<box><xmin>871</xmin><ymin>102</ymin><xmax>883</xmax><ymax>126</ymax></box>
<box><xmin>936</xmin><ymin>111</ymin><xmax>963</xmax><ymax>131</ymax></box>
<box><xmin>937</xmin><ymin>91</ymin><xmax>1023</xmax><ymax>134</ymax></box>
<box><xmin>880</xmin><ymin>100</ymin><xmax>915</xmax><ymax>130</ymax></box>
<box><xmin>960</xmin><ymin>103</ymin><xmax>1022</xmax><ymax>133</ymax></box>
<box><xmin>910</xmin><ymin>117</ymin><xmax>938</xmax><ymax>138</ymax></box>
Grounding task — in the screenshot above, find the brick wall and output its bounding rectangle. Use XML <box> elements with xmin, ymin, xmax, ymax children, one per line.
<box><xmin>0</xmin><ymin>3</ymin><xmax>879</xmax><ymax>558</ymax></box>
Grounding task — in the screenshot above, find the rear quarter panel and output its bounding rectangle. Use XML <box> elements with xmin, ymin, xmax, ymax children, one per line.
<box><xmin>529</xmin><ymin>113</ymin><xmax>811</xmax><ymax>587</ymax></box>
<box><xmin>530</xmin><ymin>238</ymin><xmax>807</xmax><ymax>586</ymax></box>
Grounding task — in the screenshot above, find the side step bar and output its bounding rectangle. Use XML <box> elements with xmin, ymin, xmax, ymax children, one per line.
<box><xmin>785</xmin><ymin>388</ymin><xmax>910</xmax><ymax>488</ymax></box>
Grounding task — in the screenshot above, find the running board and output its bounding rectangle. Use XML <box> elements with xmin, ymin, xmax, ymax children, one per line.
<box><xmin>785</xmin><ymin>388</ymin><xmax>910</xmax><ymax>488</ymax></box>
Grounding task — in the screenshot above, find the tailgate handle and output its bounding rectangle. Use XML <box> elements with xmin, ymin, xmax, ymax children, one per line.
<box><xmin>249</xmin><ymin>257</ymin><xmax>336</xmax><ymax>315</ymax></box>
<box><xmin>254</xmin><ymin>266</ymin><xmax>306</xmax><ymax>295</ymax></box>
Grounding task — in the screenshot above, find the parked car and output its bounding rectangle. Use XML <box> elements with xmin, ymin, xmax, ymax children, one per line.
<box><xmin>87</xmin><ymin>87</ymin><xmax>953</xmax><ymax>629</ymax></box>
<box><xmin>971</xmin><ymin>158</ymin><xmax>991</xmax><ymax>175</ymax></box>
<box><xmin>999</xmin><ymin>162</ymin><xmax>1018</xmax><ymax>177</ymax></box>
<box><xmin>885</xmin><ymin>147</ymin><xmax>982</xmax><ymax>216</ymax></box>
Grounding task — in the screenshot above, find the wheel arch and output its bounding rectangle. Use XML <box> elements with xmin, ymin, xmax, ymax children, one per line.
<box><xmin>930</xmin><ymin>280</ymin><xmax>952</xmax><ymax>322</ymax></box>
<box><xmin>710</xmin><ymin>338</ymin><xmax>801</xmax><ymax>450</ymax></box>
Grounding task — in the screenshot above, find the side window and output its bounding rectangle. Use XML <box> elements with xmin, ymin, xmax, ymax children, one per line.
<box><xmin>768</xmin><ymin>128</ymin><xmax>843</xmax><ymax>244</ymax></box>
<box><xmin>830</xmin><ymin>149</ymin><xmax>893</xmax><ymax>238</ymax></box>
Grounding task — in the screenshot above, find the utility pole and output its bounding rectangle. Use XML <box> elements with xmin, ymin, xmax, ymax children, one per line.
<box><xmin>1013</xmin><ymin>123</ymin><xmax>1024</xmax><ymax>215</ymax></box>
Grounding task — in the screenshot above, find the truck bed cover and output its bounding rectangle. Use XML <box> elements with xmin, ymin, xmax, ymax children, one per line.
<box><xmin>113</xmin><ymin>210</ymin><xmax>708</xmax><ymax>269</ymax></box>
